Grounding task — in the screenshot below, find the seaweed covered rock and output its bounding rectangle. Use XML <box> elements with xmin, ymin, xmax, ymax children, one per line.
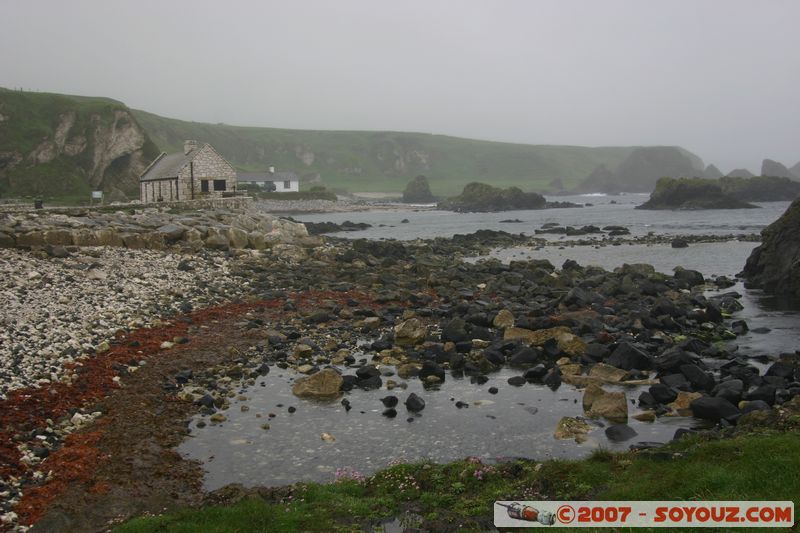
<box><xmin>637</xmin><ymin>177</ymin><xmax>758</xmax><ymax>210</ymax></box>
<box><xmin>438</xmin><ymin>182</ymin><xmax>546</xmax><ymax>212</ymax></box>
<box><xmin>741</xmin><ymin>197</ymin><xmax>800</xmax><ymax>298</ymax></box>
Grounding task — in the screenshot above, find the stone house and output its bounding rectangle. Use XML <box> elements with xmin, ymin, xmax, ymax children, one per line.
<box><xmin>139</xmin><ymin>140</ymin><xmax>237</xmax><ymax>203</ymax></box>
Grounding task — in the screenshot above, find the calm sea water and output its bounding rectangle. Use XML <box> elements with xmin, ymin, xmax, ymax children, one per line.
<box><xmin>294</xmin><ymin>194</ymin><xmax>790</xmax><ymax>243</ymax></box>
<box><xmin>181</xmin><ymin>197</ymin><xmax>798</xmax><ymax>489</ymax></box>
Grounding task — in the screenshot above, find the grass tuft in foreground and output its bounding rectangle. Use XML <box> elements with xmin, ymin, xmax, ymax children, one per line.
<box><xmin>114</xmin><ymin>431</ymin><xmax>800</xmax><ymax>532</ymax></box>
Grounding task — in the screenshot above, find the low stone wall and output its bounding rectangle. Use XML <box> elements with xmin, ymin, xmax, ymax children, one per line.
<box><xmin>139</xmin><ymin>196</ymin><xmax>254</xmax><ymax>211</ymax></box>
<box><xmin>0</xmin><ymin>196</ymin><xmax>254</xmax><ymax>215</ymax></box>
<box><xmin>0</xmin><ymin>204</ymin><xmax>319</xmax><ymax>253</ymax></box>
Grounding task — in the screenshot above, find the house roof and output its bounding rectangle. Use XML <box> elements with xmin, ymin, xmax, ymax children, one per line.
<box><xmin>139</xmin><ymin>144</ymin><xmax>207</xmax><ymax>182</ymax></box>
<box><xmin>238</xmin><ymin>171</ymin><xmax>300</xmax><ymax>182</ymax></box>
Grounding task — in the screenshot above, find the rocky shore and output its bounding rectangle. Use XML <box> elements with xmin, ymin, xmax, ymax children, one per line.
<box><xmin>0</xmin><ymin>213</ymin><xmax>797</xmax><ymax>531</ymax></box>
<box><xmin>0</xmin><ymin>206</ymin><xmax>313</xmax><ymax>253</ymax></box>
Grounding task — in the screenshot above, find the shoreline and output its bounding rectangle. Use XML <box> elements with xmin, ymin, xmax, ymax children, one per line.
<box><xmin>0</xmin><ymin>227</ymin><xmax>796</xmax><ymax>531</ymax></box>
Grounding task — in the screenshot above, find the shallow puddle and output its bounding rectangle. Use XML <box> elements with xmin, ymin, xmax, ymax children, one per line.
<box><xmin>181</xmin><ymin>367</ymin><xmax>706</xmax><ymax>490</ymax></box>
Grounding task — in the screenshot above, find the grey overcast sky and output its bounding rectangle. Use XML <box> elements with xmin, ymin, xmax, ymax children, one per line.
<box><xmin>1</xmin><ymin>0</ymin><xmax>798</xmax><ymax>173</ymax></box>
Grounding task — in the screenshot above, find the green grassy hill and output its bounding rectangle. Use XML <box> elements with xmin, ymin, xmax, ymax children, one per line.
<box><xmin>0</xmin><ymin>88</ymin><xmax>159</xmax><ymax>202</ymax></box>
<box><xmin>133</xmin><ymin>109</ymin><xmax>638</xmax><ymax>196</ymax></box>
<box><xmin>1</xmin><ymin>87</ymin><xmax>708</xmax><ymax>200</ymax></box>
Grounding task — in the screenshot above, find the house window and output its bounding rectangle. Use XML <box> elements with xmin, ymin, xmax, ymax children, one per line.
<box><xmin>214</xmin><ymin>180</ymin><xmax>227</xmax><ymax>191</ymax></box>
<box><xmin>283</xmin><ymin>180</ymin><xmax>291</xmax><ymax>189</ymax></box>
<box><xmin>201</xmin><ymin>180</ymin><xmax>210</xmax><ymax>193</ymax></box>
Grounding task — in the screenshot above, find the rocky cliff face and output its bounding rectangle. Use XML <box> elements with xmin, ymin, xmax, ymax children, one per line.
<box><xmin>0</xmin><ymin>89</ymin><xmax>159</xmax><ymax>198</ymax></box>
<box><xmin>578</xmin><ymin>147</ymin><xmax>704</xmax><ymax>193</ymax></box>
<box><xmin>741</xmin><ymin>198</ymin><xmax>800</xmax><ymax>298</ymax></box>
<box><xmin>761</xmin><ymin>159</ymin><xmax>798</xmax><ymax>179</ymax></box>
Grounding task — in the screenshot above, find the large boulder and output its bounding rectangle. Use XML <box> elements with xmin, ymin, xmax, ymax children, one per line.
<box><xmin>741</xmin><ymin>197</ymin><xmax>800</xmax><ymax>298</ymax></box>
<box><xmin>582</xmin><ymin>383</ymin><xmax>628</xmax><ymax>422</ymax></box>
<box><xmin>607</xmin><ymin>342</ymin><xmax>652</xmax><ymax>371</ymax></box>
<box><xmin>291</xmin><ymin>368</ymin><xmax>343</xmax><ymax>400</ymax></box>
<box><xmin>690</xmin><ymin>396</ymin><xmax>740</xmax><ymax>422</ymax></box>
<box><xmin>394</xmin><ymin>318</ymin><xmax>427</xmax><ymax>346</ymax></box>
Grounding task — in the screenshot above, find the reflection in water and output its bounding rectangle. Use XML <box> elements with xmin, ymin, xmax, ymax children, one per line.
<box><xmin>181</xmin><ymin>367</ymin><xmax>706</xmax><ymax>491</ymax></box>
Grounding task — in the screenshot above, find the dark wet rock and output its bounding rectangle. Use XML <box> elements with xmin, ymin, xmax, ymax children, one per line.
<box><xmin>607</xmin><ymin>342</ymin><xmax>653</xmax><ymax>371</ymax></box>
<box><xmin>418</xmin><ymin>361</ymin><xmax>445</xmax><ymax>383</ymax></box>
<box><xmin>673</xmin><ymin>267</ymin><xmax>705</xmax><ymax>288</ymax></box>
<box><xmin>766</xmin><ymin>361</ymin><xmax>795</xmax><ymax>380</ymax></box>
<box><xmin>605</xmin><ymin>424</ymin><xmax>638</xmax><ymax>442</ymax></box>
<box><xmin>488</xmin><ymin>386</ymin><xmax>498</xmax><ymax>394</ymax></box>
<box><xmin>356</xmin><ymin>366</ymin><xmax>380</xmax><ymax>380</ymax></box>
<box><xmin>340</xmin><ymin>375</ymin><xmax>358</xmax><ymax>391</ymax></box>
<box><xmin>455</xmin><ymin>401</ymin><xmax>469</xmax><ymax>409</ymax></box>
<box><xmin>680</xmin><ymin>364</ymin><xmax>715</xmax><ymax>391</ymax></box>
<box><xmin>731</xmin><ymin>320</ymin><xmax>749</xmax><ymax>335</ymax></box>
<box><xmin>358</xmin><ymin>375</ymin><xmax>383</xmax><ymax>390</ymax></box>
<box><xmin>524</xmin><ymin>364</ymin><xmax>548</xmax><ymax>382</ymax></box>
<box><xmin>405</xmin><ymin>393</ymin><xmax>426</xmax><ymax>412</ymax></box>
<box><xmin>653</xmin><ymin>346</ymin><xmax>696</xmax><ymax>372</ymax></box>
<box><xmin>195</xmin><ymin>394</ymin><xmax>215</xmax><ymax>408</ymax></box>
<box><xmin>543</xmin><ymin>367</ymin><xmax>562</xmax><ymax>389</ymax></box>
<box><xmin>713</xmin><ymin>379</ymin><xmax>744</xmax><ymax>404</ymax></box>
<box><xmin>583</xmin><ymin>343</ymin><xmax>609</xmax><ymax>362</ymax></box>
<box><xmin>671</xmin><ymin>238</ymin><xmax>689</xmax><ymax>248</ymax></box>
<box><xmin>382</xmin><ymin>408</ymin><xmax>397</xmax><ymax>418</ymax></box>
<box><xmin>740</xmin><ymin>400</ymin><xmax>772</xmax><ymax>414</ymax></box>
<box><xmin>746</xmin><ymin>385</ymin><xmax>777</xmax><ymax>405</ymax></box>
<box><xmin>441</xmin><ymin>317</ymin><xmax>469</xmax><ymax>343</ymax></box>
<box><xmin>649</xmin><ymin>384</ymin><xmax>678</xmax><ymax>404</ymax></box>
<box><xmin>507</xmin><ymin>376</ymin><xmax>526</xmax><ymax>386</ymax></box>
<box><xmin>638</xmin><ymin>391</ymin><xmax>658</xmax><ymax>409</ymax></box>
<box><xmin>380</xmin><ymin>395</ymin><xmax>399</xmax><ymax>408</ymax></box>
<box><xmin>508</xmin><ymin>347</ymin><xmax>541</xmax><ymax>368</ymax></box>
<box><xmin>741</xmin><ymin>197</ymin><xmax>800</xmax><ymax>298</ymax></box>
<box><xmin>305</xmin><ymin>221</ymin><xmax>371</xmax><ymax>235</ymax></box>
<box><xmin>483</xmin><ymin>349</ymin><xmax>506</xmax><ymax>366</ymax></box>
<box><xmin>449</xmin><ymin>353</ymin><xmax>466</xmax><ymax>370</ymax></box>
<box><xmin>690</xmin><ymin>396</ymin><xmax>740</xmax><ymax>422</ymax></box>
<box><xmin>661</xmin><ymin>373</ymin><xmax>691</xmax><ymax>391</ymax></box>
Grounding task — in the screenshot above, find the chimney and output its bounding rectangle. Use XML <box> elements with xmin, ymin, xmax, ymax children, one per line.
<box><xmin>184</xmin><ymin>140</ymin><xmax>199</xmax><ymax>155</ymax></box>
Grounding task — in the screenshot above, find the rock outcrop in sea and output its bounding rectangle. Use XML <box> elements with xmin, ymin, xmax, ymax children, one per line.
<box><xmin>637</xmin><ymin>177</ymin><xmax>758</xmax><ymax>210</ymax></box>
<box><xmin>741</xmin><ymin>197</ymin><xmax>800</xmax><ymax>297</ymax></box>
<box><xmin>761</xmin><ymin>158</ymin><xmax>798</xmax><ymax>179</ymax></box>
<box><xmin>437</xmin><ymin>182</ymin><xmax>546</xmax><ymax>212</ymax></box>
<box><xmin>402</xmin><ymin>175</ymin><xmax>436</xmax><ymax>203</ymax></box>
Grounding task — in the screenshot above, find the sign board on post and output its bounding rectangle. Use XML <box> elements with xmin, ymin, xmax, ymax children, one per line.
<box><xmin>91</xmin><ymin>191</ymin><xmax>103</xmax><ymax>199</ymax></box>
